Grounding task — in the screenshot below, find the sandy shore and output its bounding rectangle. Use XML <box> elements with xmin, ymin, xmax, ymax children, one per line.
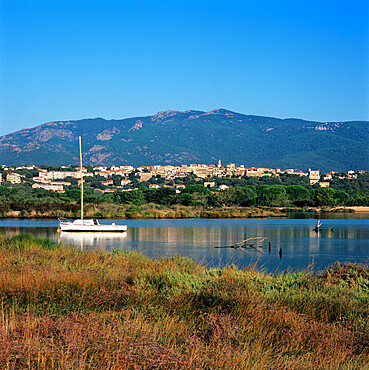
<box><xmin>348</xmin><ymin>206</ymin><xmax>369</xmax><ymax>213</ymax></box>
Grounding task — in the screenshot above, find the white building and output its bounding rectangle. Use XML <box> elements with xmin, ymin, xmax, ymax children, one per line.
<box><xmin>319</xmin><ymin>182</ymin><xmax>330</xmax><ymax>188</ymax></box>
<box><xmin>39</xmin><ymin>169</ymin><xmax>93</xmax><ymax>180</ymax></box>
<box><xmin>6</xmin><ymin>173</ymin><xmax>24</xmax><ymax>184</ymax></box>
<box><xmin>32</xmin><ymin>182</ymin><xmax>65</xmax><ymax>192</ymax></box>
<box><xmin>308</xmin><ymin>169</ymin><xmax>320</xmax><ymax>185</ymax></box>
<box><xmin>121</xmin><ymin>179</ymin><xmax>131</xmax><ymax>186</ymax></box>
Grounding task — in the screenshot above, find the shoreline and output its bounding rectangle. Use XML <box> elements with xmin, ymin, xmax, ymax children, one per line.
<box><xmin>1</xmin><ymin>205</ymin><xmax>368</xmax><ymax>219</ymax></box>
<box><xmin>344</xmin><ymin>206</ymin><xmax>369</xmax><ymax>213</ymax></box>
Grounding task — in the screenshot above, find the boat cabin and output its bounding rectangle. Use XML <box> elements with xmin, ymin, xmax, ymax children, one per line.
<box><xmin>72</xmin><ymin>219</ymin><xmax>100</xmax><ymax>226</ymax></box>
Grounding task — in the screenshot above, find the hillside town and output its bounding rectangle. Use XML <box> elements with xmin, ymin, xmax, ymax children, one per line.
<box><xmin>0</xmin><ymin>161</ymin><xmax>366</xmax><ymax>194</ymax></box>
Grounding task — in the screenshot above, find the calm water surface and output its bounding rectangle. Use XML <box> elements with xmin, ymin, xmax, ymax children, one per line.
<box><xmin>0</xmin><ymin>213</ymin><xmax>368</xmax><ymax>273</ymax></box>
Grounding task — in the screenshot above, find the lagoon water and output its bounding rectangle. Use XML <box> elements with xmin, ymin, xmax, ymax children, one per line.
<box><xmin>0</xmin><ymin>213</ymin><xmax>368</xmax><ymax>273</ymax></box>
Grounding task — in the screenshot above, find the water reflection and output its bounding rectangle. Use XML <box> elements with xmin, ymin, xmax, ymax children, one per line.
<box><xmin>0</xmin><ymin>216</ymin><xmax>368</xmax><ymax>273</ymax></box>
<box><xmin>1</xmin><ymin>226</ymin><xmax>58</xmax><ymax>240</ymax></box>
<box><xmin>59</xmin><ymin>232</ymin><xmax>127</xmax><ymax>251</ymax></box>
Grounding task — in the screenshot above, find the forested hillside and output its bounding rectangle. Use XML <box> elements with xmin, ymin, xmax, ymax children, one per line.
<box><xmin>1</xmin><ymin>109</ymin><xmax>368</xmax><ymax>171</ymax></box>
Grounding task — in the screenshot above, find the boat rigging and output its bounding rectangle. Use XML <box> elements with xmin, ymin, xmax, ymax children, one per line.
<box><xmin>58</xmin><ymin>136</ymin><xmax>127</xmax><ymax>232</ymax></box>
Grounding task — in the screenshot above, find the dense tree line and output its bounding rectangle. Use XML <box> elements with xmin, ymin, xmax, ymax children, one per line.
<box><xmin>0</xmin><ymin>186</ymin><xmax>107</xmax><ymax>205</ymax></box>
<box><xmin>328</xmin><ymin>172</ymin><xmax>369</xmax><ymax>191</ymax></box>
<box><xmin>1</xmin><ymin>177</ymin><xmax>368</xmax><ymax>212</ymax></box>
<box><xmin>139</xmin><ymin>173</ymin><xmax>369</xmax><ymax>191</ymax></box>
<box><xmin>113</xmin><ymin>184</ymin><xmax>369</xmax><ymax>208</ymax></box>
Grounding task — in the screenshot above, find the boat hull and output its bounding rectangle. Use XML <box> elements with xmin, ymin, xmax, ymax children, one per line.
<box><xmin>59</xmin><ymin>224</ymin><xmax>127</xmax><ymax>232</ymax></box>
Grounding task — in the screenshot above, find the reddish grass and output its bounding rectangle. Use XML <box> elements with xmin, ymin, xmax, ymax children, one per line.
<box><xmin>0</xmin><ymin>234</ymin><xmax>368</xmax><ymax>369</ymax></box>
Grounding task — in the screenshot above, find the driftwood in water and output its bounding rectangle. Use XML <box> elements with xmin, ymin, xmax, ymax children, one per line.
<box><xmin>215</xmin><ymin>237</ymin><xmax>268</xmax><ymax>253</ymax></box>
<box><xmin>314</xmin><ymin>220</ymin><xmax>322</xmax><ymax>233</ymax></box>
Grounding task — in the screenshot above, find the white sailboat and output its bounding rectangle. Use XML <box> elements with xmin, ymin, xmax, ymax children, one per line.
<box><xmin>58</xmin><ymin>136</ymin><xmax>127</xmax><ymax>233</ymax></box>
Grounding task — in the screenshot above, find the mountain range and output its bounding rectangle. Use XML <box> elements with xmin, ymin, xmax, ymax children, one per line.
<box><xmin>1</xmin><ymin>109</ymin><xmax>368</xmax><ymax>172</ymax></box>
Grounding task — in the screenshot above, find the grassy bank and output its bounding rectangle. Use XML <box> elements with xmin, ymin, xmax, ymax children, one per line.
<box><xmin>1</xmin><ymin>235</ymin><xmax>369</xmax><ymax>369</ymax></box>
<box><xmin>2</xmin><ymin>201</ymin><xmax>362</xmax><ymax>219</ymax></box>
<box><xmin>2</xmin><ymin>202</ymin><xmax>285</xmax><ymax>219</ymax></box>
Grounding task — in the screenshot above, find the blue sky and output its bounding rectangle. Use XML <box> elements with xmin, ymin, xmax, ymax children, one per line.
<box><xmin>0</xmin><ymin>0</ymin><xmax>368</xmax><ymax>136</ymax></box>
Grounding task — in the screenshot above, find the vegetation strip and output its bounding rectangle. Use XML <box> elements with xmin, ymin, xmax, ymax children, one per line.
<box><xmin>0</xmin><ymin>234</ymin><xmax>368</xmax><ymax>368</ymax></box>
<box><xmin>1</xmin><ymin>168</ymin><xmax>368</xmax><ymax>218</ymax></box>
<box><xmin>1</xmin><ymin>181</ymin><xmax>368</xmax><ymax>219</ymax></box>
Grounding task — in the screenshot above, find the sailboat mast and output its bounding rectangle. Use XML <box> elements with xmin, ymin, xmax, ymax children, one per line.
<box><xmin>79</xmin><ymin>136</ymin><xmax>84</xmax><ymax>220</ymax></box>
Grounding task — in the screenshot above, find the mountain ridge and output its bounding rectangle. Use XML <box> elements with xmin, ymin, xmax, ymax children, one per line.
<box><xmin>1</xmin><ymin>109</ymin><xmax>368</xmax><ymax>172</ymax></box>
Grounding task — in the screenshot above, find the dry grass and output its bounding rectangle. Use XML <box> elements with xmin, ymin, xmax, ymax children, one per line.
<box><xmin>0</xmin><ymin>234</ymin><xmax>368</xmax><ymax>369</ymax></box>
<box><xmin>2</xmin><ymin>201</ymin><xmax>284</xmax><ymax>219</ymax></box>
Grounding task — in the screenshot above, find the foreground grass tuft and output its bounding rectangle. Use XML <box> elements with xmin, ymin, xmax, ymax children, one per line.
<box><xmin>0</xmin><ymin>234</ymin><xmax>368</xmax><ymax>369</ymax></box>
